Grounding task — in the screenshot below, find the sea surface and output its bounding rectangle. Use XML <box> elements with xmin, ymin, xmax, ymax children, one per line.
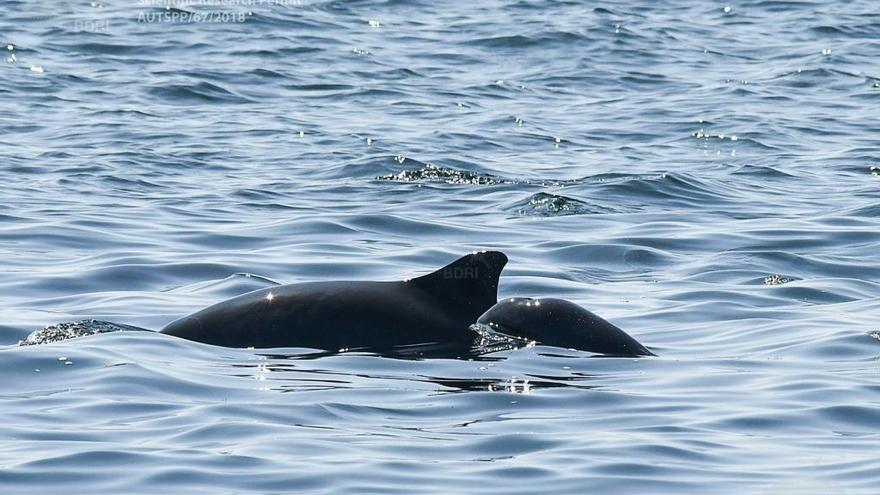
<box><xmin>2</xmin><ymin>0</ymin><xmax>880</xmax><ymax>493</ymax></box>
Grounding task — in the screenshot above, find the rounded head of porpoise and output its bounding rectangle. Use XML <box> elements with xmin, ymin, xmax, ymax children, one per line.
<box><xmin>475</xmin><ymin>297</ymin><xmax>654</xmax><ymax>357</ymax></box>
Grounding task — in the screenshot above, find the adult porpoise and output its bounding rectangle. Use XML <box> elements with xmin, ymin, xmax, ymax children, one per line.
<box><xmin>160</xmin><ymin>251</ymin><xmax>509</xmax><ymax>351</ymax></box>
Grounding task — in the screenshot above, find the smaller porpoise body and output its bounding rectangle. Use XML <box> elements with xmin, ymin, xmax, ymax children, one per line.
<box><xmin>475</xmin><ymin>297</ymin><xmax>654</xmax><ymax>356</ymax></box>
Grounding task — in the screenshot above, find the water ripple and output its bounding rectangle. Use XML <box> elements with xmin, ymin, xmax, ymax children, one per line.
<box><xmin>2</xmin><ymin>0</ymin><xmax>880</xmax><ymax>493</ymax></box>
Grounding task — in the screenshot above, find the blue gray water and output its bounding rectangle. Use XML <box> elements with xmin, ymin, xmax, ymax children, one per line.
<box><xmin>2</xmin><ymin>0</ymin><xmax>880</xmax><ymax>493</ymax></box>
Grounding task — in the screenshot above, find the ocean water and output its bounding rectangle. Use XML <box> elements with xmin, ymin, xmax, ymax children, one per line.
<box><xmin>2</xmin><ymin>0</ymin><xmax>880</xmax><ymax>493</ymax></box>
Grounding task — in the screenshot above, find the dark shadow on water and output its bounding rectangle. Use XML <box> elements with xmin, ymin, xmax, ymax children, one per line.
<box><xmin>255</xmin><ymin>341</ymin><xmax>511</xmax><ymax>362</ymax></box>
<box><xmin>227</xmin><ymin>355</ymin><xmax>599</xmax><ymax>394</ymax></box>
<box><xmin>418</xmin><ymin>376</ymin><xmax>596</xmax><ymax>394</ymax></box>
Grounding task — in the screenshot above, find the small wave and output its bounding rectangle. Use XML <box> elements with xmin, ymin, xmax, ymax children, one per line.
<box><xmin>376</xmin><ymin>164</ymin><xmax>504</xmax><ymax>185</ymax></box>
<box><xmin>591</xmin><ymin>172</ymin><xmax>740</xmax><ymax>208</ymax></box>
<box><xmin>250</xmin><ymin>68</ymin><xmax>287</xmax><ymax>79</ymax></box>
<box><xmin>240</xmin><ymin>46</ymin><xmax>325</xmax><ymax>58</ymax></box>
<box><xmin>282</xmin><ymin>83</ymin><xmax>354</xmax><ymax>92</ymax></box>
<box><xmin>619</xmin><ymin>71</ymin><xmax>671</xmax><ymax>86</ymax></box>
<box><xmin>765</xmin><ymin>67</ymin><xmax>864</xmax><ymax>89</ymax></box>
<box><xmin>169</xmin><ymin>272</ymin><xmax>280</xmax><ymax>297</ymax></box>
<box><xmin>101</xmin><ymin>175</ymin><xmax>165</xmax><ymax>191</ymax></box>
<box><xmin>67</xmin><ymin>42</ymin><xmax>149</xmax><ymax>56</ymax></box>
<box><xmin>747</xmin><ymin>1</ymin><xmax>818</xmax><ymax>13</ymax></box>
<box><xmin>811</xmin><ymin>23</ymin><xmax>880</xmax><ymax>39</ymax></box>
<box><xmin>847</xmin><ymin>203</ymin><xmax>880</xmax><ymax>217</ymax></box>
<box><xmin>148</xmin><ymin>82</ymin><xmax>251</xmax><ymax>104</ymax></box>
<box><xmin>468</xmin><ymin>31</ymin><xmax>586</xmax><ymax>49</ymax></box>
<box><xmin>376</xmin><ymin>162</ymin><xmax>584</xmax><ymax>188</ymax></box>
<box><xmin>513</xmin><ymin>192</ymin><xmax>616</xmax><ymax>217</ymax></box>
<box><xmin>763</xmin><ymin>274</ymin><xmax>799</xmax><ymax>286</ymax></box>
<box><xmin>231</xmin><ymin>188</ymin><xmax>286</xmax><ymax>201</ymax></box>
<box><xmin>730</xmin><ymin>164</ymin><xmax>797</xmax><ymax>178</ymax></box>
<box><xmin>19</xmin><ymin>320</ymin><xmax>148</xmax><ymax>346</ymax></box>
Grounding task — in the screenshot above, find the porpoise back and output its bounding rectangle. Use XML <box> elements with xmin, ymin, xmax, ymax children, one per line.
<box><xmin>160</xmin><ymin>251</ymin><xmax>508</xmax><ymax>351</ymax></box>
<box><xmin>475</xmin><ymin>297</ymin><xmax>654</xmax><ymax>356</ymax></box>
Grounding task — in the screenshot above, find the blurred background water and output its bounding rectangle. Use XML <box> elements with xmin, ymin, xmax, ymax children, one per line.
<box><xmin>2</xmin><ymin>0</ymin><xmax>880</xmax><ymax>493</ymax></box>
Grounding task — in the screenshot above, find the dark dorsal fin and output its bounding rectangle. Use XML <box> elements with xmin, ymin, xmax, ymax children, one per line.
<box><xmin>409</xmin><ymin>251</ymin><xmax>508</xmax><ymax>323</ymax></box>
